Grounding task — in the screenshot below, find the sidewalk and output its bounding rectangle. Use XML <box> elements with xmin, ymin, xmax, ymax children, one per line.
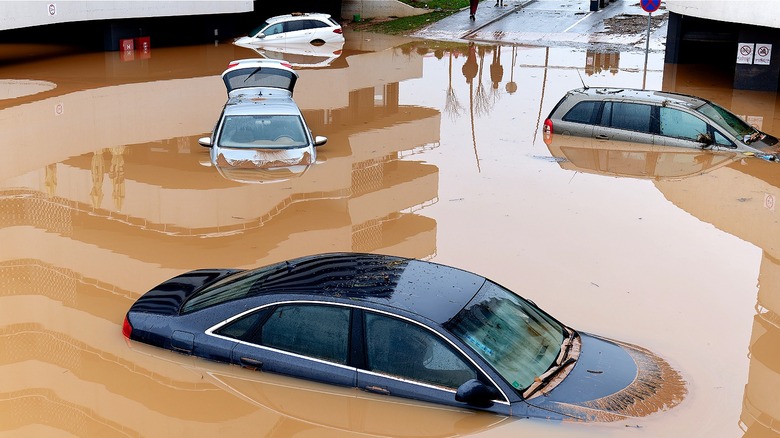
<box><xmin>413</xmin><ymin>0</ymin><xmax>668</xmax><ymax>51</ymax></box>
<box><xmin>414</xmin><ymin>0</ymin><xmax>533</xmax><ymax>41</ymax></box>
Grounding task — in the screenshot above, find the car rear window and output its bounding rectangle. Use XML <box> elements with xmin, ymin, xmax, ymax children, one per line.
<box><xmin>181</xmin><ymin>261</ymin><xmax>289</xmax><ymax>314</ymax></box>
<box><xmin>562</xmin><ymin>101</ymin><xmax>598</xmax><ymax>124</ymax></box>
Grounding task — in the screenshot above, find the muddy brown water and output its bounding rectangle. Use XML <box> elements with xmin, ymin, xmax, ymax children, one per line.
<box><xmin>1</xmin><ymin>29</ymin><xmax>779</xmax><ymax>437</ymax></box>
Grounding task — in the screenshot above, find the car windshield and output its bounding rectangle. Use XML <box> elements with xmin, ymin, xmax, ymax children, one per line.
<box><xmin>180</xmin><ymin>261</ymin><xmax>288</xmax><ymax>314</ymax></box>
<box><xmin>219</xmin><ymin>115</ymin><xmax>308</xmax><ymax>148</ymax></box>
<box><xmin>445</xmin><ymin>280</ymin><xmax>566</xmax><ymax>392</ymax></box>
<box><xmin>697</xmin><ymin>102</ymin><xmax>758</xmax><ymax>139</ymax></box>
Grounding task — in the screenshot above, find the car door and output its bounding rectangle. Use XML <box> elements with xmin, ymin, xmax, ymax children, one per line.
<box><xmin>218</xmin><ymin>303</ymin><xmax>357</xmax><ymax>387</ymax></box>
<box><xmin>281</xmin><ymin>19</ymin><xmax>311</xmax><ymax>44</ymax></box>
<box><xmin>259</xmin><ymin>22</ymin><xmax>286</xmax><ymax>44</ymax></box>
<box><xmin>356</xmin><ymin>310</ymin><xmax>511</xmax><ymax>416</ymax></box>
<box><xmin>594</xmin><ymin>101</ymin><xmax>658</xmax><ymax>145</ymax></box>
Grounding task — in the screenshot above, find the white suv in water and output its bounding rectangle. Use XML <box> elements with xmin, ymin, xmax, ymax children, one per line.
<box><xmin>235</xmin><ymin>13</ymin><xmax>344</xmax><ymax>46</ymax></box>
<box><xmin>543</xmin><ymin>87</ymin><xmax>779</xmax><ymax>161</ymax></box>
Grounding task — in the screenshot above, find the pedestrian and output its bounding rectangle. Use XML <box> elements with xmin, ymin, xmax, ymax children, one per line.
<box><xmin>495</xmin><ymin>0</ymin><xmax>504</xmax><ymax>6</ymax></box>
<box><xmin>469</xmin><ymin>0</ymin><xmax>478</xmax><ymax>21</ymax></box>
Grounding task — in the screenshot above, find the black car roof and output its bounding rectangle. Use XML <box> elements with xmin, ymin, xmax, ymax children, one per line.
<box><xmin>230</xmin><ymin>252</ymin><xmax>486</xmax><ymax>324</ymax></box>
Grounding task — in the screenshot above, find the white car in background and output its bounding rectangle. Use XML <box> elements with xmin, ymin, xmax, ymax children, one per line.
<box><xmin>235</xmin><ymin>13</ymin><xmax>344</xmax><ymax>46</ymax></box>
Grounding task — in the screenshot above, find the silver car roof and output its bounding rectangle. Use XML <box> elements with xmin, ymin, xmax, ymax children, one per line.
<box><xmin>567</xmin><ymin>87</ymin><xmax>708</xmax><ymax>110</ymax></box>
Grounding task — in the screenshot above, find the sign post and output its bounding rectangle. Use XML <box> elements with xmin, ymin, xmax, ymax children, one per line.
<box><xmin>639</xmin><ymin>0</ymin><xmax>660</xmax><ymax>89</ymax></box>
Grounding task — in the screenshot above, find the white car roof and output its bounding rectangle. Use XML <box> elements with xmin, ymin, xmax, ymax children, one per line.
<box><xmin>265</xmin><ymin>12</ymin><xmax>333</xmax><ymax>24</ymax></box>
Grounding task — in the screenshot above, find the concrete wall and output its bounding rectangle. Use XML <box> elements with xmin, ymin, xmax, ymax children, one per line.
<box><xmin>0</xmin><ymin>1</ymin><xmax>252</xmax><ymax>31</ymax></box>
<box><xmin>666</xmin><ymin>1</ymin><xmax>780</xmax><ymax>30</ymax></box>
<box><xmin>341</xmin><ymin>0</ymin><xmax>429</xmax><ymax>20</ymax></box>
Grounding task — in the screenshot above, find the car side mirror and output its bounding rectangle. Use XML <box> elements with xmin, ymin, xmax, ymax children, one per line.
<box><xmin>455</xmin><ymin>379</ymin><xmax>500</xmax><ymax>408</ymax></box>
<box><xmin>314</xmin><ymin>136</ymin><xmax>328</xmax><ymax>147</ymax></box>
<box><xmin>198</xmin><ymin>137</ymin><xmax>213</xmax><ymax>148</ymax></box>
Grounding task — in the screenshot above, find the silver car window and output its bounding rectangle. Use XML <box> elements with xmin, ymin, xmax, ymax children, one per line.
<box><xmin>608</xmin><ymin>102</ymin><xmax>652</xmax><ymax>133</ymax></box>
<box><xmin>659</xmin><ymin>107</ymin><xmax>707</xmax><ymax>140</ymax></box>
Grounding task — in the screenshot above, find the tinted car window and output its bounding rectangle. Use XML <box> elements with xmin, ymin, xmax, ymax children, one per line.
<box><xmin>659</xmin><ymin>107</ymin><xmax>708</xmax><ymax>141</ymax></box>
<box><xmin>260</xmin><ymin>304</ymin><xmax>350</xmax><ymax>364</ymax></box>
<box><xmin>607</xmin><ymin>102</ymin><xmax>652</xmax><ymax>132</ymax></box>
<box><xmin>284</xmin><ymin>20</ymin><xmax>305</xmax><ymax>32</ymax></box>
<box><xmin>305</xmin><ymin>19</ymin><xmax>328</xmax><ymax>29</ymax></box>
<box><xmin>364</xmin><ymin>312</ymin><xmax>477</xmax><ymax>389</ymax></box>
<box><xmin>562</xmin><ymin>101</ymin><xmax>598</xmax><ymax>124</ymax></box>
<box><xmin>215</xmin><ymin>308</ymin><xmax>271</xmax><ymax>340</ymax></box>
<box><xmin>181</xmin><ymin>261</ymin><xmax>288</xmax><ymax>314</ymax></box>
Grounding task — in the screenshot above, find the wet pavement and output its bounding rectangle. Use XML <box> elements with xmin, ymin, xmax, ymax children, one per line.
<box><xmin>1</xmin><ymin>2</ymin><xmax>780</xmax><ymax>437</ymax></box>
<box><xmin>415</xmin><ymin>0</ymin><xmax>668</xmax><ymax>52</ymax></box>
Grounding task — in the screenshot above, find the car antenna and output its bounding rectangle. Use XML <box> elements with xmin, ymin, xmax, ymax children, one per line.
<box><xmin>576</xmin><ymin>69</ymin><xmax>588</xmax><ymax>89</ymax></box>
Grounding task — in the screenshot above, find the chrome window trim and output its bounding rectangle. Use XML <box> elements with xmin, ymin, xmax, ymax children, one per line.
<box><xmin>205</xmin><ymin>299</ymin><xmax>511</xmax><ymax>405</ymax></box>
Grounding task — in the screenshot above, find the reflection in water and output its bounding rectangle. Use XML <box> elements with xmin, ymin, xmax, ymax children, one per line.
<box><xmin>1</xmin><ymin>32</ymin><xmax>780</xmax><ymax>437</ymax></box>
<box><xmin>545</xmin><ymin>136</ymin><xmax>742</xmax><ymax>181</ymax></box>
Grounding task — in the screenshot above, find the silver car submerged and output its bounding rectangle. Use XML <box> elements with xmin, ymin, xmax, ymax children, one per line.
<box><xmin>199</xmin><ymin>59</ymin><xmax>327</xmax><ymax>181</ymax></box>
<box><xmin>543</xmin><ymin>87</ymin><xmax>779</xmax><ymax>161</ymax></box>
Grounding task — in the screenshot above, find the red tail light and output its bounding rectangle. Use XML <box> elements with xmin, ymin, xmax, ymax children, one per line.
<box><xmin>227</xmin><ymin>61</ymin><xmax>239</xmax><ymax>69</ymax></box>
<box><xmin>280</xmin><ymin>62</ymin><xmax>293</xmax><ymax>69</ymax></box>
<box><xmin>122</xmin><ymin>316</ymin><xmax>133</xmax><ymax>338</ymax></box>
<box><xmin>543</xmin><ymin>119</ymin><xmax>554</xmax><ymax>145</ymax></box>
<box><xmin>333</xmin><ymin>28</ymin><xmax>343</xmax><ymax>34</ymax></box>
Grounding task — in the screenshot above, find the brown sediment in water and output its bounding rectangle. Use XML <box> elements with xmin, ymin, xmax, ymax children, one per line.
<box><xmin>578</xmin><ymin>340</ymin><xmax>688</xmax><ymax>421</ymax></box>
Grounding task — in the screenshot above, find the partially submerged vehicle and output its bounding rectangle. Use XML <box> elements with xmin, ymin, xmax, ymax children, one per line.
<box><xmin>199</xmin><ymin>59</ymin><xmax>327</xmax><ymax>179</ymax></box>
<box><xmin>235</xmin><ymin>13</ymin><xmax>344</xmax><ymax>46</ymax></box>
<box><xmin>124</xmin><ymin>252</ymin><xmax>687</xmax><ymax>423</ymax></box>
<box><xmin>543</xmin><ymin>87</ymin><xmax>779</xmax><ymax>162</ymax></box>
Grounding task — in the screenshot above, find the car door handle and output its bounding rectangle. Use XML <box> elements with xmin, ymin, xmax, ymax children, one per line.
<box><xmin>239</xmin><ymin>357</ymin><xmax>263</xmax><ymax>370</ymax></box>
<box><xmin>364</xmin><ymin>385</ymin><xmax>390</xmax><ymax>395</ymax></box>
<box><xmin>594</xmin><ymin>134</ymin><xmax>609</xmax><ymax>140</ymax></box>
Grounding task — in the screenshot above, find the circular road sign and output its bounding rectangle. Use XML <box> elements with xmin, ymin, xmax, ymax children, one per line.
<box><xmin>640</xmin><ymin>0</ymin><xmax>660</xmax><ymax>13</ymax></box>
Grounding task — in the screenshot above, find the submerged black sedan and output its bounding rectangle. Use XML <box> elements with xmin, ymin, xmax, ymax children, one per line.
<box><xmin>123</xmin><ymin>252</ymin><xmax>685</xmax><ymax>422</ymax></box>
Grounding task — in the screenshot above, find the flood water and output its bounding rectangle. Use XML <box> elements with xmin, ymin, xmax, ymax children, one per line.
<box><xmin>1</xmin><ymin>27</ymin><xmax>779</xmax><ymax>438</ymax></box>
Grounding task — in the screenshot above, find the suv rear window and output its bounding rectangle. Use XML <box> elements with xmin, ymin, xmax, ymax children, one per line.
<box><xmin>562</xmin><ymin>101</ymin><xmax>599</xmax><ymax>124</ymax></box>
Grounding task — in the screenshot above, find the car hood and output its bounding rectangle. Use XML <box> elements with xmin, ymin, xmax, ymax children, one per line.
<box><xmin>746</xmin><ymin>132</ymin><xmax>780</xmax><ymax>160</ymax></box>
<box><xmin>524</xmin><ymin>333</ymin><xmax>687</xmax><ymax>422</ymax></box>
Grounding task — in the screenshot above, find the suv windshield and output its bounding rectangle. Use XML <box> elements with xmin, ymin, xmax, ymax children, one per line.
<box><xmin>446</xmin><ymin>281</ymin><xmax>565</xmax><ymax>392</ymax></box>
<box><xmin>697</xmin><ymin>102</ymin><xmax>757</xmax><ymax>139</ymax></box>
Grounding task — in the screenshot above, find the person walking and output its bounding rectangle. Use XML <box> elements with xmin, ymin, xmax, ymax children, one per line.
<box><xmin>469</xmin><ymin>0</ymin><xmax>478</xmax><ymax>21</ymax></box>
